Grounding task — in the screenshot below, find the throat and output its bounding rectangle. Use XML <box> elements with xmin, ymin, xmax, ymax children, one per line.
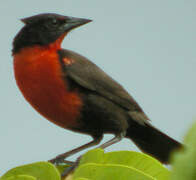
<box><xmin>46</xmin><ymin>33</ymin><xmax>66</xmax><ymax>50</ymax></box>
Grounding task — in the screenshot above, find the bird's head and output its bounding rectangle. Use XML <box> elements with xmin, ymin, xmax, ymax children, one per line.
<box><xmin>13</xmin><ymin>13</ymin><xmax>92</xmax><ymax>54</ymax></box>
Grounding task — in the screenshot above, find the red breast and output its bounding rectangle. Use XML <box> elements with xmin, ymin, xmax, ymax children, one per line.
<box><xmin>13</xmin><ymin>39</ymin><xmax>82</xmax><ymax>129</ymax></box>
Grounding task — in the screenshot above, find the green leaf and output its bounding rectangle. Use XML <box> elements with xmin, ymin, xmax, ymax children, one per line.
<box><xmin>103</xmin><ymin>151</ymin><xmax>170</xmax><ymax>180</ymax></box>
<box><xmin>76</xmin><ymin>149</ymin><xmax>170</xmax><ymax>180</ymax></box>
<box><xmin>104</xmin><ymin>151</ymin><xmax>170</xmax><ymax>180</ymax></box>
<box><xmin>0</xmin><ymin>162</ymin><xmax>60</xmax><ymax>180</ymax></box>
<box><xmin>6</xmin><ymin>175</ymin><xmax>36</xmax><ymax>180</ymax></box>
<box><xmin>79</xmin><ymin>149</ymin><xmax>105</xmax><ymax>165</ymax></box>
<box><xmin>184</xmin><ymin>120</ymin><xmax>196</xmax><ymax>147</ymax></box>
<box><xmin>74</xmin><ymin>163</ymin><xmax>154</xmax><ymax>180</ymax></box>
<box><xmin>171</xmin><ymin>121</ymin><xmax>196</xmax><ymax>180</ymax></box>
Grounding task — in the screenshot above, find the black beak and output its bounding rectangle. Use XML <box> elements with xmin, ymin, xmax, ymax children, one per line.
<box><xmin>63</xmin><ymin>17</ymin><xmax>92</xmax><ymax>32</ymax></box>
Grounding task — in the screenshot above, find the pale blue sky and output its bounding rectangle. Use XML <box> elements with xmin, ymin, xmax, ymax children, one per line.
<box><xmin>1</xmin><ymin>0</ymin><xmax>196</xmax><ymax>175</ymax></box>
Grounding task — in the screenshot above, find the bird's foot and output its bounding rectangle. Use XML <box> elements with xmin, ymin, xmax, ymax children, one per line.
<box><xmin>49</xmin><ymin>156</ymin><xmax>74</xmax><ymax>165</ymax></box>
<box><xmin>61</xmin><ymin>156</ymin><xmax>81</xmax><ymax>177</ymax></box>
<box><xmin>49</xmin><ymin>156</ymin><xmax>81</xmax><ymax>177</ymax></box>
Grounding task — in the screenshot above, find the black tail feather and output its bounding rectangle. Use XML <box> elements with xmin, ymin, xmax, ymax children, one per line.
<box><xmin>126</xmin><ymin>121</ymin><xmax>182</xmax><ymax>164</ymax></box>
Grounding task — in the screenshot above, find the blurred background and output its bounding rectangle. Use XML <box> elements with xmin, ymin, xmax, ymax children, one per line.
<box><xmin>0</xmin><ymin>0</ymin><xmax>196</xmax><ymax>175</ymax></box>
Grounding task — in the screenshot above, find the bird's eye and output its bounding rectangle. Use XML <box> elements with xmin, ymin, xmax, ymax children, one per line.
<box><xmin>51</xmin><ymin>19</ymin><xmax>58</xmax><ymax>26</ymax></box>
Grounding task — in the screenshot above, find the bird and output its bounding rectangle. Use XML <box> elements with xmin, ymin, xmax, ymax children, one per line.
<box><xmin>13</xmin><ymin>13</ymin><xmax>181</xmax><ymax>165</ymax></box>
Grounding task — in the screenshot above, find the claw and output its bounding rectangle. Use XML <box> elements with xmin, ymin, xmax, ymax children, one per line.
<box><xmin>61</xmin><ymin>158</ymin><xmax>80</xmax><ymax>177</ymax></box>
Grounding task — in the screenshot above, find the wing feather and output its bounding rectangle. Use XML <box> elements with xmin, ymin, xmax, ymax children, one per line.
<box><xmin>58</xmin><ymin>49</ymin><xmax>144</xmax><ymax>113</ymax></box>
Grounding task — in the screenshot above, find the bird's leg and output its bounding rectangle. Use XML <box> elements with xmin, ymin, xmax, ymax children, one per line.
<box><xmin>98</xmin><ymin>132</ymin><xmax>125</xmax><ymax>149</ymax></box>
<box><xmin>60</xmin><ymin>132</ymin><xmax>125</xmax><ymax>177</ymax></box>
<box><xmin>49</xmin><ymin>135</ymin><xmax>103</xmax><ymax>164</ymax></box>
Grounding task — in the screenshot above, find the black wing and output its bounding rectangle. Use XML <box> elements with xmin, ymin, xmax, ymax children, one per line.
<box><xmin>58</xmin><ymin>49</ymin><xmax>146</xmax><ymax>114</ymax></box>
